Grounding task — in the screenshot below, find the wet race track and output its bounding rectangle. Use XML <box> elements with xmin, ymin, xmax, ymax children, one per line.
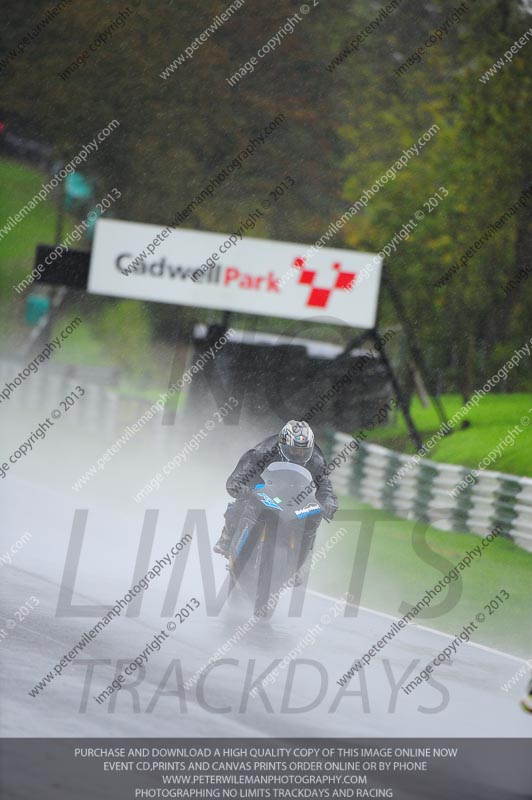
<box><xmin>1</xmin><ymin>450</ymin><xmax>529</xmax><ymax>741</ymax></box>
<box><xmin>1</xmin><ymin>408</ymin><xmax>532</xmax><ymax>799</ymax></box>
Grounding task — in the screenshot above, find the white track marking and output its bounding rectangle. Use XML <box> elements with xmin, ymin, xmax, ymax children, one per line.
<box><xmin>308</xmin><ymin>589</ymin><xmax>527</xmax><ymax>665</ymax></box>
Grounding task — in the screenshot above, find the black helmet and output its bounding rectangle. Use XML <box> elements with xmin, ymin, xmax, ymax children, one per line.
<box><xmin>279</xmin><ymin>420</ymin><xmax>315</xmax><ymax>465</ymax></box>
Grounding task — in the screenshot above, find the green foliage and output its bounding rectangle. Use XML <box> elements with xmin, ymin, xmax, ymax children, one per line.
<box><xmin>51</xmin><ymin>313</ymin><xmax>106</xmax><ymax>366</ymax></box>
<box><xmin>1</xmin><ymin>0</ymin><xmax>531</xmax><ymax>395</ymax></box>
<box><xmin>96</xmin><ymin>300</ymin><xmax>154</xmax><ymax>385</ymax></box>
<box><xmin>332</xmin><ymin>0</ymin><xmax>532</xmax><ymax>396</ymax></box>
<box><xmin>367</xmin><ymin>392</ymin><xmax>532</xmax><ymax>477</ymax></box>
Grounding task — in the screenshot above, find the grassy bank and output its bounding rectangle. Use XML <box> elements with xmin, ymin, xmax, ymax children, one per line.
<box><xmin>366</xmin><ymin>393</ymin><xmax>532</xmax><ymax>479</ymax></box>
<box><xmin>312</xmin><ymin>497</ymin><xmax>532</xmax><ymax>658</ymax></box>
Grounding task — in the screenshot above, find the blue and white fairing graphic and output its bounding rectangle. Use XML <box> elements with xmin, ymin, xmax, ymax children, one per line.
<box><xmin>294</xmin><ymin>503</ymin><xmax>321</xmax><ymax>518</ymax></box>
<box><xmin>256</xmin><ymin>491</ymin><xmax>282</xmax><ymax>510</ymax></box>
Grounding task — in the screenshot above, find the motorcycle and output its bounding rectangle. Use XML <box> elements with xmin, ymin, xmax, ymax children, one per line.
<box><xmin>227</xmin><ymin>461</ymin><xmax>323</xmax><ymax>619</ymax></box>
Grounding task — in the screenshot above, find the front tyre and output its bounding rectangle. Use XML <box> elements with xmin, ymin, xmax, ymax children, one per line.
<box><xmin>253</xmin><ymin>534</ymin><xmax>278</xmax><ymax>619</ymax></box>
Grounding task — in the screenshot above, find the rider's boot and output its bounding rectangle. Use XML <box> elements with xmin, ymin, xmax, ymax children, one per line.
<box><xmin>213</xmin><ymin>525</ymin><xmax>233</xmax><ymax>557</ymax></box>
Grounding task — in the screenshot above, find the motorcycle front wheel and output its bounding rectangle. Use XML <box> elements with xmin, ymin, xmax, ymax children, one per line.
<box><xmin>253</xmin><ymin>532</ymin><xmax>278</xmax><ymax>619</ymax></box>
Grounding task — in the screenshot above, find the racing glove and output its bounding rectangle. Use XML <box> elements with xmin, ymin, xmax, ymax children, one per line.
<box><xmin>322</xmin><ymin>496</ymin><xmax>338</xmax><ymax>521</ymax></box>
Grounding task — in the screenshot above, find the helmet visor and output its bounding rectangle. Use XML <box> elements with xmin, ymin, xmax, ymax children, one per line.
<box><xmin>280</xmin><ymin>442</ymin><xmax>313</xmax><ymax>465</ymax></box>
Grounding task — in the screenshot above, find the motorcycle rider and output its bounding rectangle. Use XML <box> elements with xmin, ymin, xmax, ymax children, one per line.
<box><xmin>213</xmin><ymin>420</ymin><xmax>338</xmax><ymax>575</ymax></box>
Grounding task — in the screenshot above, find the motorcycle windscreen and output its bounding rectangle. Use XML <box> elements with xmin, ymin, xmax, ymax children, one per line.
<box><xmin>258</xmin><ymin>461</ymin><xmax>319</xmax><ymax>514</ymax></box>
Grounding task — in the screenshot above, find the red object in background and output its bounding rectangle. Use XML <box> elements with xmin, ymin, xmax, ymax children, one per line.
<box><xmin>293</xmin><ymin>257</ymin><xmax>356</xmax><ymax>308</ymax></box>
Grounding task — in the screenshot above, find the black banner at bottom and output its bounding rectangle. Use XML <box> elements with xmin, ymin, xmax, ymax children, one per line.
<box><xmin>1</xmin><ymin>738</ymin><xmax>531</xmax><ymax>800</ymax></box>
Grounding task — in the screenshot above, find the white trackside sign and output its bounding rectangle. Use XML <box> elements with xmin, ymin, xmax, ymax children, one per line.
<box><xmin>88</xmin><ymin>218</ymin><xmax>382</xmax><ymax>328</ymax></box>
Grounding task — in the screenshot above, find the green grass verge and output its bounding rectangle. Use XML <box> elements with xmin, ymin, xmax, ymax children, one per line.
<box><xmin>312</xmin><ymin>497</ymin><xmax>532</xmax><ymax>659</ymax></box>
<box><xmin>0</xmin><ymin>158</ymin><xmax>56</xmax><ymax>262</ymax></box>
<box><xmin>0</xmin><ymin>156</ymin><xmax>77</xmax><ymax>267</ymax></box>
<box><xmin>366</xmin><ymin>393</ymin><xmax>532</xmax><ymax>479</ymax></box>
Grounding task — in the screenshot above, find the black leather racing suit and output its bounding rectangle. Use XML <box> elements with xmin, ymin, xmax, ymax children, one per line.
<box><xmin>223</xmin><ymin>434</ymin><xmax>338</xmax><ymax>566</ymax></box>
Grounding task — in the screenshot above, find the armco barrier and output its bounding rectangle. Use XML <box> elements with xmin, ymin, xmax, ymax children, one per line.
<box><xmin>329</xmin><ymin>434</ymin><xmax>532</xmax><ymax>553</ymax></box>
